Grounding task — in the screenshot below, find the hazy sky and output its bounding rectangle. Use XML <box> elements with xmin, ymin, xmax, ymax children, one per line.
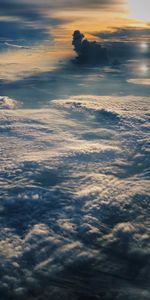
<box><xmin>0</xmin><ymin>0</ymin><xmax>149</xmax><ymax>81</ymax></box>
<box><xmin>0</xmin><ymin>0</ymin><xmax>150</xmax><ymax>37</ymax></box>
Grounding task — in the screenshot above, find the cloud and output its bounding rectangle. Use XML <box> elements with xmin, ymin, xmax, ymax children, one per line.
<box><xmin>0</xmin><ymin>20</ymin><xmax>50</xmax><ymax>43</ymax></box>
<box><xmin>49</xmin><ymin>0</ymin><xmax>126</xmax><ymax>12</ymax></box>
<box><xmin>89</xmin><ymin>27</ymin><xmax>150</xmax><ymax>63</ymax></box>
<box><xmin>4</xmin><ymin>0</ymin><xmax>125</xmax><ymax>11</ymax></box>
<box><xmin>127</xmin><ymin>79</ymin><xmax>150</xmax><ymax>86</ymax></box>
<box><xmin>53</xmin><ymin>95</ymin><xmax>120</xmax><ymax>125</ymax></box>
<box><xmin>0</xmin><ymin>0</ymin><xmax>66</xmax><ymax>44</ymax></box>
<box><xmin>0</xmin><ymin>96</ymin><xmax>20</xmax><ymax>109</ymax></box>
<box><xmin>72</xmin><ymin>27</ymin><xmax>150</xmax><ymax>65</ymax></box>
<box><xmin>0</xmin><ymin>0</ymin><xmax>125</xmax><ymax>25</ymax></box>
<box><xmin>72</xmin><ymin>30</ymin><xmax>108</xmax><ymax>64</ymax></box>
<box><xmin>0</xmin><ymin>0</ymin><xmax>67</xmax><ymax>25</ymax></box>
<box><xmin>96</xmin><ymin>27</ymin><xmax>150</xmax><ymax>42</ymax></box>
<box><xmin>0</xmin><ymin>0</ymin><xmax>41</xmax><ymax>21</ymax></box>
<box><xmin>0</xmin><ymin>93</ymin><xmax>150</xmax><ymax>299</ymax></box>
<box><xmin>3</xmin><ymin>42</ymin><xmax>30</xmax><ymax>49</ymax></box>
<box><xmin>0</xmin><ymin>0</ymin><xmax>148</xmax><ymax>49</ymax></box>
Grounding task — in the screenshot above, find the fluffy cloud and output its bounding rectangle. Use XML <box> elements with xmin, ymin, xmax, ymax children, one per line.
<box><xmin>0</xmin><ymin>94</ymin><xmax>150</xmax><ymax>299</ymax></box>
<box><xmin>0</xmin><ymin>96</ymin><xmax>20</xmax><ymax>109</ymax></box>
<box><xmin>72</xmin><ymin>30</ymin><xmax>108</xmax><ymax>64</ymax></box>
<box><xmin>72</xmin><ymin>28</ymin><xmax>150</xmax><ymax>64</ymax></box>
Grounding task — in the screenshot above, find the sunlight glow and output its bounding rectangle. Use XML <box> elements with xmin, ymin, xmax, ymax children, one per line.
<box><xmin>128</xmin><ymin>0</ymin><xmax>150</xmax><ymax>22</ymax></box>
<box><xmin>140</xmin><ymin>43</ymin><xmax>148</xmax><ymax>50</ymax></box>
<box><xmin>139</xmin><ymin>42</ymin><xmax>149</xmax><ymax>53</ymax></box>
<box><xmin>140</xmin><ymin>64</ymin><xmax>149</xmax><ymax>73</ymax></box>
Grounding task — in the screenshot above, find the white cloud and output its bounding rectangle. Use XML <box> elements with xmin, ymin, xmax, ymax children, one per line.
<box><xmin>127</xmin><ymin>79</ymin><xmax>150</xmax><ymax>86</ymax></box>
<box><xmin>0</xmin><ymin>96</ymin><xmax>20</xmax><ymax>109</ymax></box>
<box><xmin>0</xmin><ymin>94</ymin><xmax>150</xmax><ymax>299</ymax></box>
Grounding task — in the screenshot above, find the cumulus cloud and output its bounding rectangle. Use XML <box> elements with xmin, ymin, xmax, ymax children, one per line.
<box><xmin>0</xmin><ymin>2</ymin><xmax>150</xmax><ymax>300</ymax></box>
<box><xmin>72</xmin><ymin>30</ymin><xmax>108</xmax><ymax>64</ymax></box>
<box><xmin>0</xmin><ymin>96</ymin><xmax>20</xmax><ymax>109</ymax></box>
<box><xmin>72</xmin><ymin>27</ymin><xmax>150</xmax><ymax>65</ymax></box>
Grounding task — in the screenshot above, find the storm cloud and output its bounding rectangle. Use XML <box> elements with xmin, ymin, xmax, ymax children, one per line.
<box><xmin>72</xmin><ymin>29</ymin><xmax>150</xmax><ymax>65</ymax></box>
<box><xmin>72</xmin><ymin>30</ymin><xmax>108</xmax><ymax>64</ymax></box>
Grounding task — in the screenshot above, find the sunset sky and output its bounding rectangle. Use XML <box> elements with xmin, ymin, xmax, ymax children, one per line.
<box><xmin>0</xmin><ymin>0</ymin><xmax>150</xmax><ymax>81</ymax></box>
<box><xmin>0</xmin><ymin>0</ymin><xmax>150</xmax><ymax>45</ymax></box>
<box><xmin>0</xmin><ymin>2</ymin><xmax>150</xmax><ymax>300</ymax></box>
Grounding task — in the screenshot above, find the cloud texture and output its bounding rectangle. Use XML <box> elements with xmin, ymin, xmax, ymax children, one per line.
<box><xmin>0</xmin><ymin>94</ymin><xmax>150</xmax><ymax>299</ymax></box>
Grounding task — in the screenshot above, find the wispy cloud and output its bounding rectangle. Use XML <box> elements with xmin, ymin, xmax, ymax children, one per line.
<box><xmin>95</xmin><ymin>27</ymin><xmax>150</xmax><ymax>42</ymax></box>
<box><xmin>0</xmin><ymin>0</ymin><xmax>67</xmax><ymax>44</ymax></box>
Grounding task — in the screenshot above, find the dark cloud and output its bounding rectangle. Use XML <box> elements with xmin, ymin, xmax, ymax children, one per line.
<box><xmin>0</xmin><ymin>20</ymin><xmax>50</xmax><ymax>43</ymax></box>
<box><xmin>98</xmin><ymin>27</ymin><xmax>150</xmax><ymax>61</ymax></box>
<box><xmin>0</xmin><ymin>0</ymin><xmax>44</xmax><ymax>22</ymax></box>
<box><xmin>0</xmin><ymin>0</ymin><xmax>66</xmax><ymax>44</ymax></box>
<box><xmin>72</xmin><ymin>28</ymin><xmax>150</xmax><ymax>65</ymax></box>
<box><xmin>96</xmin><ymin>27</ymin><xmax>150</xmax><ymax>42</ymax></box>
<box><xmin>48</xmin><ymin>0</ymin><xmax>126</xmax><ymax>11</ymax></box>
<box><xmin>7</xmin><ymin>0</ymin><xmax>125</xmax><ymax>11</ymax></box>
<box><xmin>0</xmin><ymin>0</ymin><xmax>65</xmax><ymax>24</ymax></box>
<box><xmin>72</xmin><ymin>30</ymin><xmax>108</xmax><ymax>64</ymax></box>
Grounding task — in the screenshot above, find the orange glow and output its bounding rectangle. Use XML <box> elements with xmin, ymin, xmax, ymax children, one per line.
<box><xmin>0</xmin><ymin>44</ymin><xmax>71</xmax><ymax>81</ymax></box>
<box><xmin>52</xmin><ymin>5</ymin><xmax>149</xmax><ymax>43</ymax></box>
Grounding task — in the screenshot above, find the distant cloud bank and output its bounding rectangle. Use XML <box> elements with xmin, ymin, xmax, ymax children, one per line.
<box><xmin>72</xmin><ymin>29</ymin><xmax>150</xmax><ymax>65</ymax></box>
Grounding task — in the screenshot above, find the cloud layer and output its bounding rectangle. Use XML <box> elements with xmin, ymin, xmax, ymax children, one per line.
<box><xmin>0</xmin><ymin>0</ymin><xmax>66</xmax><ymax>45</ymax></box>
<box><xmin>97</xmin><ymin>27</ymin><xmax>150</xmax><ymax>42</ymax></box>
<box><xmin>0</xmin><ymin>94</ymin><xmax>150</xmax><ymax>299</ymax></box>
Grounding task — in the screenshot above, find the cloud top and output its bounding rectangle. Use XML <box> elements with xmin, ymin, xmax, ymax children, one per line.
<box><xmin>0</xmin><ymin>96</ymin><xmax>20</xmax><ymax>109</ymax></box>
<box><xmin>72</xmin><ymin>30</ymin><xmax>108</xmax><ymax>64</ymax></box>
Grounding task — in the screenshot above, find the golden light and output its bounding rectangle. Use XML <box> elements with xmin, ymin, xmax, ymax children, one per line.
<box><xmin>140</xmin><ymin>43</ymin><xmax>148</xmax><ymax>49</ymax></box>
<box><xmin>139</xmin><ymin>42</ymin><xmax>149</xmax><ymax>53</ymax></box>
<box><xmin>128</xmin><ymin>0</ymin><xmax>150</xmax><ymax>22</ymax></box>
<box><xmin>140</xmin><ymin>63</ymin><xmax>149</xmax><ymax>73</ymax></box>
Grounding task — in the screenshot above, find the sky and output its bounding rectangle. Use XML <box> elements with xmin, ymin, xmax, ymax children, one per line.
<box><xmin>0</xmin><ymin>0</ymin><xmax>149</xmax><ymax>83</ymax></box>
<box><xmin>0</xmin><ymin>2</ymin><xmax>150</xmax><ymax>300</ymax></box>
<box><xmin>0</xmin><ymin>0</ymin><xmax>150</xmax><ymax>46</ymax></box>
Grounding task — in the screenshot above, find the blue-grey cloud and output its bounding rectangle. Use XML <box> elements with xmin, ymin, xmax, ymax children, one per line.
<box><xmin>93</xmin><ymin>27</ymin><xmax>150</xmax><ymax>60</ymax></box>
<box><xmin>0</xmin><ymin>0</ymin><xmax>125</xmax><ymax>11</ymax></box>
<box><xmin>0</xmin><ymin>0</ymin><xmax>67</xmax><ymax>45</ymax></box>
<box><xmin>72</xmin><ymin>30</ymin><xmax>108</xmax><ymax>64</ymax></box>
<box><xmin>96</xmin><ymin>27</ymin><xmax>150</xmax><ymax>42</ymax></box>
<box><xmin>72</xmin><ymin>28</ymin><xmax>150</xmax><ymax>65</ymax></box>
<box><xmin>0</xmin><ymin>20</ymin><xmax>50</xmax><ymax>43</ymax></box>
<box><xmin>0</xmin><ymin>0</ymin><xmax>42</xmax><ymax>21</ymax></box>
